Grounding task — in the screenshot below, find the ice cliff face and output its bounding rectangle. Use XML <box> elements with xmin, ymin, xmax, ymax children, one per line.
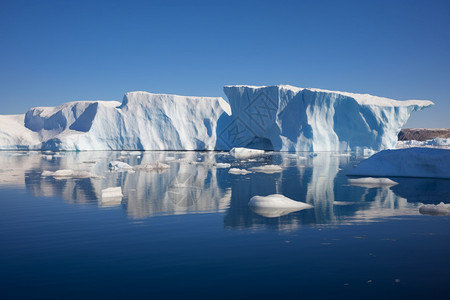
<box><xmin>217</xmin><ymin>85</ymin><xmax>433</xmax><ymax>151</ymax></box>
<box><xmin>1</xmin><ymin>92</ymin><xmax>230</xmax><ymax>150</ymax></box>
<box><xmin>0</xmin><ymin>85</ymin><xmax>433</xmax><ymax>151</ymax></box>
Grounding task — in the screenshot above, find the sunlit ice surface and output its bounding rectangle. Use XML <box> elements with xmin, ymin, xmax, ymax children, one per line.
<box><xmin>0</xmin><ymin>150</ymin><xmax>449</xmax><ymax>299</ymax></box>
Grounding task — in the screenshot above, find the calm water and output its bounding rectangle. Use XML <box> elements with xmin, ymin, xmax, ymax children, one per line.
<box><xmin>0</xmin><ymin>151</ymin><xmax>449</xmax><ymax>299</ymax></box>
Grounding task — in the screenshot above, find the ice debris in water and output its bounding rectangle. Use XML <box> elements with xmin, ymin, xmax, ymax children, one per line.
<box><xmin>228</xmin><ymin>168</ymin><xmax>252</xmax><ymax>175</ymax></box>
<box><xmin>419</xmin><ymin>202</ymin><xmax>450</xmax><ymax>216</ymax></box>
<box><xmin>42</xmin><ymin>169</ymin><xmax>100</xmax><ymax>179</ymax></box>
<box><xmin>215</xmin><ymin>163</ymin><xmax>231</xmax><ymax>168</ymax></box>
<box><xmin>248</xmin><ymin>194</ymin><xmax>313</xmax><ymax>218</ymax></box>
<box><xmin>347</xmin><ymin>177</ymin><xmax>398</xmax><ymax>188</ymax></box>
<box><xmin>229</xmin><ymin>147</ymin><xmax>265</xmax><ymax>159</ymax></box>
<box><xmin>109</xmin><ymin>161</ymin><xmax>133</xmax><ymax>171</ymax></box>
<box><xmin>101</xmin><ymin>187</ymin><xmax>123</xmax><ymax>198</ymax></box>
<box><xmin>134</xmin><ymin>162</ymin><xmax>170</xmax><ymax>171</ymax></box>
<box><xmin>248</xmin><ymin>165</ymin><xmax>283</xmax><ymax>174</ymax></box>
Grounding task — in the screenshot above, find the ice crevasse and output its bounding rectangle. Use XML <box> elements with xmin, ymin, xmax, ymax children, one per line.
<box><xmin>0</xmin><ymin>85</ymin><xmax>433</xmax><ymax>151</ymax></box>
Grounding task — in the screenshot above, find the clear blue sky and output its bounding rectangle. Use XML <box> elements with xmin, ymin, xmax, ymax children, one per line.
<box><xmin>1</xmin><ymin>0</ymin><xmax>449</xmax><ymax>128</ymax></box>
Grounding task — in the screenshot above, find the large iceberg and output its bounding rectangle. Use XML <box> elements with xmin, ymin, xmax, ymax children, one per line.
<box><xmin>1</xmin><ymin>92</ymin><xmax>230</xmax><ymax>151</ymax></box>
<box><xmin>217</xmin><ymin>85</ymin><xmax>433</xmax><ymax>151</ymax></box>
<box><xmin>0</xmin><ymin>85</ymin><xmax>432</xmax><ymax>151</ymax></box>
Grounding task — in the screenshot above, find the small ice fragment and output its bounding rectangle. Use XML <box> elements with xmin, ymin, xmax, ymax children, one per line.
<box><xmin>249</xmin><ymin>165</ymin><xmax>283</xmax><ymax>174</ymax></box>
<box><xmin>347</xmin><ymin>177</ymin><xmax>398</xmax><ymax>188</ymax></box>
<box><xmin>229</xmin><ymin>147</ymin><xmax>265</xmax><ymax>159</ymax></box>
<box><xmin>228</xmin><ymin>168</ymin><xmax>252</xmax><ymax>175</ymax></box>
<box><xmin>215</xmin><ymin>163</ymin><xmax>231</xmax><ymax>168</ymax></box>
<box><xmin>109</xmin><ymin>161</ymin><xmax>133</xmax><ymax>171</ymax></box>
<box><xmin>419</xmin><ymin>202</ymin><xmax>450</xmax><ymax>216</ymax></box>
<box><xmin>134</xmin><ymin>161</ymin><xmax>170</xmax><ymax>171</ymax></box>
<box><xmin>102</xmin><ymin>187</ymin><xmax>123</xmax><ymax>198</ymax></box>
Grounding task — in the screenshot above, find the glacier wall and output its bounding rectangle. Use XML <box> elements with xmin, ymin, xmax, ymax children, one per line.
<box><xmin>1</xmin><ymin>92</ymin><xmax>231</xmax><ymax>151</ymax></box>
<box><xmin>217</xmin><ymin>85</ymin><xmax>433</xmax><ymax>151</ymax></box>
<box><xmin>0</xmin><ymin>85</ymin><xmax>433</xmax><ymax>151</ymax></box>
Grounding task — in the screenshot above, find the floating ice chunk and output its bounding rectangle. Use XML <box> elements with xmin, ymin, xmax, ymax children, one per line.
<box><xmin>134</xmin><ymin>161</ymin><xmax>170</xmax><ymax>171</ymax></box>
<box><xmin>42</xmin><ymin>169</ymin><xmax>100</xmax><ymax>179</ymax></box>
<box><xmin>248</xmin><ymin>165</ymin><xmax>283</xmax><ymax>174</ymax></box>
<box><xmin>248</xmin><ymin>194</ymin><xmax>313</xmax><ymax>217</ymax></box>
<box><xmin>331</xmin><ymin>153</ymin><xmax>351</xmax><ymax>157</ymax></box>
<box><xmin>348</xmin><ymin>148</ymin><xmax>450</xmax><ymax>179</ymax></box>
<box><xmin>419</xmin><ymin>202</ymin><xmax>450</xmax><ymax>216</ymax></box>
<box><xmin>229</xmin><ymin>147</ymin><xmax>265</xmax><ymax>159</ymax></box>
<box><xmin>228</xmin><ymin>168</ymin><xmax>252</xmax><ymax>175</ymax></box>
<box><xmin>347</xmin><ymin>177</ymin><xmax>398</xmax><ymax>188</ymax></box>
<box><xmin>215</xmin><ymin>163</ymin><xmax>231</xmax><ymax>168</ymax></box>
<box><xmin>101</xmin><ymin>187</ymin><xmax>123</xmax><ymax>198</ymax></box>
<box><xmin>108</xmin><ymin>161</ymin><xmax>133</xmax><ymax>171</ymax></box>
<box><xmin>333</xmin><ymin>201</ymin><xmax>359</xmax><ymax>206</ymax></box>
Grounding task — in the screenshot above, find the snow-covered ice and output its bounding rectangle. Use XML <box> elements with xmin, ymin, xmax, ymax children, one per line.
<box><xmin>347</xmin><ymin>177</ymin><xmax>398</xmax><ymax>188</ymax></box>
<box><xmin>419</xmin><ymin>202</ymin><xmax>450</xmax><ymax>216</ymax></box>
<box><xmin>248</xmin><ymin>165</ymin><xmax>283</xmax><ymax>174</ymax></box>
<box><xmin>0</xmin><ymin>85</ymin><xmax>432</xmax><ymax>151</ymax></box>
<box><xmin>396</xmin><ymin>138</ymin><xmax>450</xmax><ymax>149</ymax></box>
<box><xmin>348</xmin><ymin>148</ymin><xmax>450</xmax><ymax>179</ymax></box>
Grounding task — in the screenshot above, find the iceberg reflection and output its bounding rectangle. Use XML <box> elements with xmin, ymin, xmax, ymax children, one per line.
<box><xmin>0</xmin><ymin>151</ymin><xmax>439</xmax><ymax>228</ymax></box>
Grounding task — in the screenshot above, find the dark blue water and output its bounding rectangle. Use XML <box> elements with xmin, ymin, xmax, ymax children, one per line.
<box><xmin>0</xmin><ymin>151</ymin><xmax>449</xmax><ymax>299</ymax></box>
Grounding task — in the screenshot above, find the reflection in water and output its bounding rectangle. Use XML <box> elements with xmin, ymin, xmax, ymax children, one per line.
<box><xmin>0</xmin><ymin>151</ymin><xmax>444</xmax><ymax>229</ymax></box>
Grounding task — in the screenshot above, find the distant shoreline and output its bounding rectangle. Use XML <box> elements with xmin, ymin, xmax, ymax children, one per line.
<box><xmin>398</xmin><ymin>128</ymin><xmax>450</xmax><ymax>141</ymax></box>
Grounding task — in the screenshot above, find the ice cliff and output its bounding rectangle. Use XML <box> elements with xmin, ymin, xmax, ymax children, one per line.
<box><xmin>217</xmin><ymin>85</ymin><xmax>433</xmax><ymax>151</ymax></box>
<box><xmin>0</xmin><ymin>85</ymin><xmax>433</xmax><ymax>151</ymax></box>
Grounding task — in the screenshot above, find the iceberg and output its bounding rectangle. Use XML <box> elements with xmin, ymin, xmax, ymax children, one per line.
<box><xmin>0</xmin><ymin>85</ymin><xmax>432</xmax><ymax>151</ymax></box>
<box><xmin>348</xmin><ymin>148</ymin><xmax>450</xmax><ymax>179</ymax></box>
<box><xmin>217</xmin><ymin>85</ymin><xmax>433</xmax><ymax>151</ymax></box>
<box><xmin>1</xmin><ymin>92</ymin><xmax>230</xmax><ymax>151</ymax></box>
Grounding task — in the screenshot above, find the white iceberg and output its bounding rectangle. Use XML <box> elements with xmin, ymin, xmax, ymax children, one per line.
<box><xmin>0</xmin><ymin>86</ymin><xmax>432</xmax><ymax>152</ymax></box>
<box><xmin>419</xmin><ymin>202</ymin><xmax>450</xmax><ymax>216</ymax></box>
<box><xmin>248</xmin><ymin>165</ymin><xmax>283</xmax><ymax>174</ymax></box>
<box><xmin>1</xmin><ymin>92</ymin><xmax>230</xmax><ymax>151</ymax></box>
<box><xmin>348</xmin><ymin>148</ymin><xmax>450</xmax><ymax>179</ymax></box>
<box><xmin>217</xmin><ymin>85</ymin><xmax>432</xmax><ymax>151</ymax></box>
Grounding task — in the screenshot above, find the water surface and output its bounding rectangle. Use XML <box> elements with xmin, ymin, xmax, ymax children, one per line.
<box><xmin>0</xmin><ymin>151</ymin><xmax>449</xmax><ymax>299</ymax></box>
